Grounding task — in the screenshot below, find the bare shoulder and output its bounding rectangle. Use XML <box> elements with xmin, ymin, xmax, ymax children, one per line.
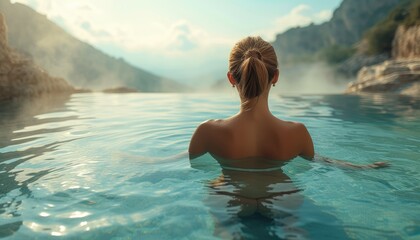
<box><xmin>291</xmin><ymin>121</ymin><xmax>309</xmax><ymax>132</ymax></box>
<box><xmin>277</xmin><ymin>119</ymin><xmax>307</xmax><ymax>132</ymax></box>
<box><xmin>282</xmin><ymin>121</ymin><xmax>311</xmax><ymax>139</ymax></box>
<box><xmin>290</xmin><ymin>121</ymin><xmax>314</xmax><ymax>159</ymax></box>
<box><xmin>192</xmin><ymin>119</ymin><xmax>219</xmax><ymax>140</ymax></box>
<box><xmin>276</xmin><ymin>120</ymin><xmax>314</xmax><ymax>159</ymax></box>
<box><xmin>197</xmin><ymin>119</ymin><xmax>224</xmax><ymax>131</ymax></box>
<box><xmin>188</xmin><ymin>119</ymin><xmax>223</xmax><ymax>159</ymax></box>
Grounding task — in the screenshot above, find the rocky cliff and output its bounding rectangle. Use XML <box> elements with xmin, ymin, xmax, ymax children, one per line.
<box><xmin>345</xmin><ymin>24</ymin><xmax>420</xmax><ymax>96</ymax></box>
<box><xmin>392</xmin><ymin>25</ymin><xmax>420</xmax><ymax>59</ymax></box>
<box><xmin>0</xmin><ymin>0</ymin><xmax>183</xmax><ymax>92</ymax></box>
<box><xmin>345</xmin><ymin>0</ymin><xmax>420</xmax><ymax>96</ymax></box>
<box><xmin>0</xmin><ymin>13</ymin><xmax>74</xmax><ymax>101</ymax></box>
<box><xmin>272</xmin><ymin>0</ymin><xmax>400</xmax><ymax>63</ymax></box>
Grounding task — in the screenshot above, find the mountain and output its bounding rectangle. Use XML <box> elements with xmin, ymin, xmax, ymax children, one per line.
<box><xmin>272</xmin><ymin>0</ymin><xmax>401</xmax><ymax>64</ymax></box>
<box><xmin>0</xmin><ymin>0</ymin><xmax>184</xmax><ymax>92</ymax></box>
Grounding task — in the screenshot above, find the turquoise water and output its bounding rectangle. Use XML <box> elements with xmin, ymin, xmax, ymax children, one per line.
<box><xmin>0</xmin><ymin>93</ymin><xmax>419</xmax><ymax>239</ymax></box>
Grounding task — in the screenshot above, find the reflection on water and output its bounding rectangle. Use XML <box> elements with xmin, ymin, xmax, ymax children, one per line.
<box><xmin>0</xmin><ymin>95</ymin><xmax>72</xmax><ymax>147</ymax></box>
<box><xmin>192</xmin><ymin>154</ymin><xmax>349</xmax><ymax>239</ymax></box>
<box><xmin>0</xmin><ymin>94</ymin><xmax>73</xmax><ymax>237</ymax></box>
<box><xmin>276</xmin><ymin>94</ymin><xmax>420</xmax><ymax>124</ymax></box>
<box><xmin>207</xmin><ymin>169</ymin><xmax>304</xmax><ymax>239</ymax></box>
<box><xmin>323</xmin><ymin>94</ymin><xmax>420</xmax><ymax>124</ymax></box>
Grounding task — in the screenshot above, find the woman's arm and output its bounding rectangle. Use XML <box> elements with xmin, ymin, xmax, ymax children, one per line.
<box><xmin>298</xmin><ymin>124</ymin><xmax>389</xmax><ymax>169</ymax></box>
<box><xmin>312</xmin><ymin>154</ymin><xmax>389</xmax><ymax>169</ymax></box>
<box><xmin>298</xmin><ymin>123</ymin><xmax>315</xmax><ymax>160</ymax></box>
<box><xmin>188</xmin><ymin>121</ymin><xmax>211</xmax><ymax>160</ymax></box>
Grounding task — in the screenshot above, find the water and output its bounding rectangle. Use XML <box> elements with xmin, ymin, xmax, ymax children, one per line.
<box><xmin>0</xmin><ymin>93</ymin><xmax>419</xmax><ymax>239</ymax></box>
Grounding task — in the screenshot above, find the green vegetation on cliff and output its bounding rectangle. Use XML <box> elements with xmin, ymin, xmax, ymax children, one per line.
<box><xmin>317</xmin><ymin>45</ymin><xmax>355</xmax><ymax>64</ymax></box>
<box><xmin>365</xmin><ymin>0</ymin><xmax>420</xmax><ymax>55</ymax></box>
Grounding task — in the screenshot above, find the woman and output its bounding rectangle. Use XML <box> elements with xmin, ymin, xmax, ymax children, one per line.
<box><xmin>189</xmin><ymin>36</ymin><xmax>387</xmax><ymax>169</ymax></box>
<box><xmin>188</xmin><ymin>37</ymin><xmax>387</xmax><ymax>238</ymax></box>
<box><xmin>189</xmin><ymin>36</ymin><xmax>313</xmax><ymax>162</ymax></box>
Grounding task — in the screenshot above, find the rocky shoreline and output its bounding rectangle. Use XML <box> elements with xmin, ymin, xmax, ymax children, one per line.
<box><xmin>346</xmin><ymin>59</ymin><xmax>420</xmax><ymax>95</ymax></box>
<box><xmin>0</xmin><ymin>13</ymin><xmax>74</xmax><ymax>102</ymax></box>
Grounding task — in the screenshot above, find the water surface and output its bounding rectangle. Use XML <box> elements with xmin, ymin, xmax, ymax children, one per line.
<box><xmin>0</xmin><ymin>93</ymin><xmax>419</xmax><ymax>239</ymax></box>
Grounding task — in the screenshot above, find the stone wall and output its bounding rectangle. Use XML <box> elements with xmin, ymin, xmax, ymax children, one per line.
<box><xmin>0</xmin><ymin>13</ymin><xmax>74</xmax><ymax>101</ymax></box>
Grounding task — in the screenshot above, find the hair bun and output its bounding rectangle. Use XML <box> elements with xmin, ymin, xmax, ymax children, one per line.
<box><xmin>244</xmin><ymin>49</ymin><xmax>262</xmax><ymax>60</ymax></box>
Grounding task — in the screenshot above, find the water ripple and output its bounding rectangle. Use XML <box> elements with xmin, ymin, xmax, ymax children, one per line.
<box><xmin>0</xmin><ymin>93</ymin><xmax>419</xmax><ymax>239</ymax></box>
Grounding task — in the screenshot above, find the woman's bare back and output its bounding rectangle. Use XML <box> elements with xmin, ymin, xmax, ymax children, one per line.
<box><xmin>189</xmin><ymin>36</ymin><xmax>314</xmax><ymax>162</ymax></box>
<box><xmin>189</xmin><ymin>112</ymin><xmax>314</xmax><ymax>161</ymax></box>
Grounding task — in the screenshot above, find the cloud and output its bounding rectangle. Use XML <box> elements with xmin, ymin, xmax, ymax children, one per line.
<box><xmin>275</xmin><ymin>4</ymin><xmax>313</xmax><ymax>33</ymax></box>
<box><xmin>165</xmin><ymin>21</ymin><xmax>201</xmax><ymax>52</ymax></box>
<box><xmin>259</xmin><ymin>4</ymin><xmax>333</xmax><ymax>41</ymax></box>
<box><xmin>164</xmin><ymin>20</ymin><xmax>229</xmax><ymax>53</ymax></box>
<box><xmin>11</xmin><ymin>0</ymin><xmax>111</xmax><ymax>42</ymax></box>
<box><xmin>315</xmin><ymin>10</ymin><xmax>333</xmax><ymax>22</ymax></box>
<box><xmin>12</xmin><ymin>0</ymin><xmax>232</xmax><ymax>55</ymax></box>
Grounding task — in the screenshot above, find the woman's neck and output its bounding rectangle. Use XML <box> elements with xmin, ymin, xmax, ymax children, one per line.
<box><xmin>238</xmin><ymin>92</ymin><xmax>271</xmax><ymax>117</ymax></box>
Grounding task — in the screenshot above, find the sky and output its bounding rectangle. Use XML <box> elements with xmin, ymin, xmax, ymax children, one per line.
<box><xmin>12</xmin><ymin>0</ymin><xmax>342</xmax><ymax>85</ymax></box>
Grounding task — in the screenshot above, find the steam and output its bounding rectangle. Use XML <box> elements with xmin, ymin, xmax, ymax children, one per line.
<box><xmin>208</xmin><ymin>62</ymin><xmax>351</xmax><ymax>95</ymax></box>
<box><xmin>275</xmin><ymin>62</ymin><xmax>351</xmax><ymax>95</ymax></box>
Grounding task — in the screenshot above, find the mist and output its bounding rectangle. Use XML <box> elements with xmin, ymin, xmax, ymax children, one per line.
<box><xmin>203</xmin><ymin>62</ymin><xmax>351</xmax><ymax>95</ymax></box>
<box><xmin>275</xmin><ymin>62</ymin><xmax>350</xmax><ymax>95</ymax></box>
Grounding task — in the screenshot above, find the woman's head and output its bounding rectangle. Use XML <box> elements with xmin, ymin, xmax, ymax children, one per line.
<box><xmin>228</xmin><ymin>36</ymin><xmax>278</xmax><ymax>100</ymax></box>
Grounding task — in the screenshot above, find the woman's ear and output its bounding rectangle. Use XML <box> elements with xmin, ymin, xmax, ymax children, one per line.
<box><xmin>227</xmin><ymin>72</ymin><xmax>237</xmax><ymax>86</ymax></box>
<box><xmin>271</xmin><ymin>69</ymin><xmax>279</xmax><ymax>85</ymax></box>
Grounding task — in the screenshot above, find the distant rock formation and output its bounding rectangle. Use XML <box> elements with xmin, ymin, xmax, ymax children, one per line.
<box><xmin>336</xmin><ymin>53</ymin><xmax>390</xmax><ymax>78</ymax></box>
<box><xmin>346</xmin><ymin>59</ymin><xmax>420</xmax><ymax>95</ymax></box>
<box><xmin>102</xmin><ymin>87</ymin><xmax>139</xmax><ymax>93</ymax></box>
<box><xmin>0</xmin><ymin>13</ymin><xmax>74</xmax><ymax>101</ymax></box>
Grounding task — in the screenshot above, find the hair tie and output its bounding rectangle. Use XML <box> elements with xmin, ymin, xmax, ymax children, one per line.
<box><xmin>244</xmin><ymin>49</ymin><xmax>262</xmax><ymax>60</ymax></box>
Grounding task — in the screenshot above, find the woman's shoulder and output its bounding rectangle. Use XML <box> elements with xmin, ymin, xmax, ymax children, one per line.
<box><xmin>275</xmin><ymin>119</ymin><xmax>307</xmax><ymax>132</ymax></box>
<box><xmin>193</xmin><ymin>119</ymin><xmax>227</xmax><ymax>137</ymax></box>
<box><xmin>197</xmin><ymin>119</ymin><xmax>224</xmax><ymax>128</ymax></box>
<box><xmin>189</xmin><ymin>119</ymin><xmax>229</xmax><ymax>158</ymax></box>
<box><xmin>272</xmin><ymin>119</ymin><xmax>311</xmax><ymax>143</ymax></box>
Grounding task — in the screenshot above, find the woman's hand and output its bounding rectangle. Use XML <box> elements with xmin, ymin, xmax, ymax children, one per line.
<box><xmin>313</xmin><ymin>154</ymin><xmax>390</xmax><ymax>169</ymax></box>
<box><xmin>366</xmin><ymin>162</ymin><xmax>390</xmax><ymax>169</ymax></box>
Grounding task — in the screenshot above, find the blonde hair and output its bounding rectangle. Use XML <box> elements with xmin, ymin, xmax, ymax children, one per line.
<box><xmin>229</xmin><ymin>36</ymin><xmax>278</xmax><ymax>99</ymax></box>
